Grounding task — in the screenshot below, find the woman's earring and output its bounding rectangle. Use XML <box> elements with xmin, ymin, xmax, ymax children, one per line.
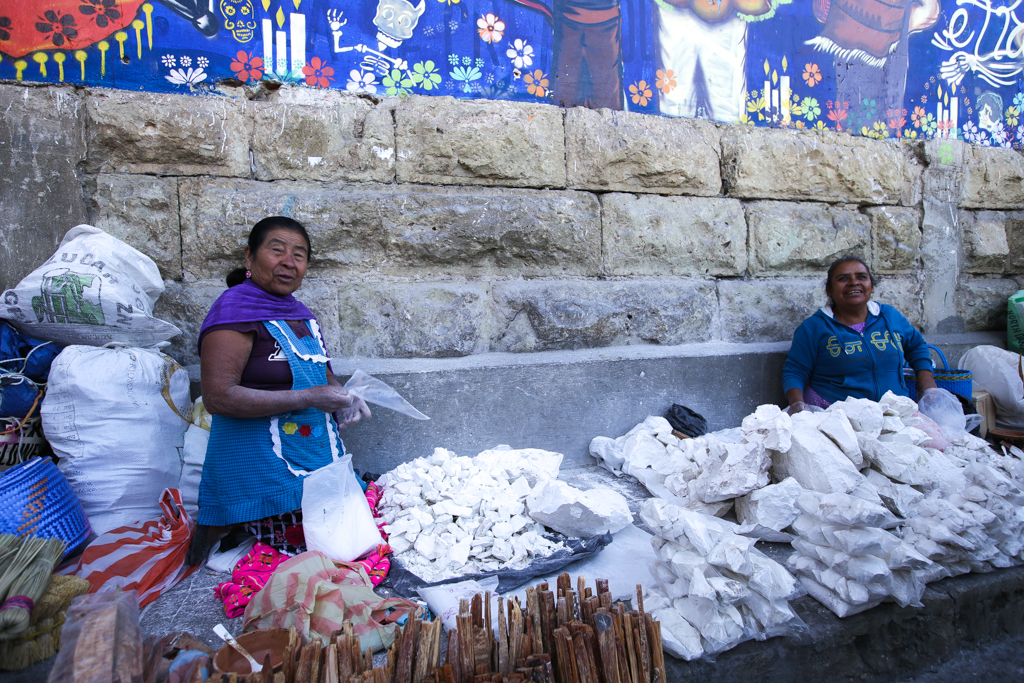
<box><xmin>245</xmin><ymin>270</ymin><xmax>251</xmax><ymax>278</ymax></box>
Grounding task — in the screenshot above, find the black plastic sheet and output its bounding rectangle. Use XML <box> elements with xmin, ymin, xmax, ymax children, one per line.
<box><xmin>666</xmin><ymin>404</ymin><xmax>708</xmax><ymax>438</ymax></box>
<box><xmin>383</xmin><ymin>533</ymin><xmax>613</xmax><ymax>597</ymax></box>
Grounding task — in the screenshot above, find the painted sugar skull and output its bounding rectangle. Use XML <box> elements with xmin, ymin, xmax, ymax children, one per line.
<box><xmin>220</xmin><ymin>0</ymin><xmax>257</xmax><ymax>42</ymax></box>
<box><xmin>373</xmin><ymin>0</ymin><xmax>425</xmax><ymax>49</ymax></box>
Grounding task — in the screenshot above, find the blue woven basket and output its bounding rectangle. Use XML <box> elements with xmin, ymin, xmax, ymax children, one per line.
<box><xmin>904</xmin><ymin>344</ymin><xmax>973</xmax><ymax>401</ymax></box>
<box><xmin>0</xmin><ymin>457</ymin><xmax>91</xmax><ymax>557</ymax></box>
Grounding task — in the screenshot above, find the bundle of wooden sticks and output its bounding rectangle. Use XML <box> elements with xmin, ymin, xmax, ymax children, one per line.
<box><xmin>204</xmin><ymin>574</ymin><xmax>665</xmax><ymax>683</ymax></box>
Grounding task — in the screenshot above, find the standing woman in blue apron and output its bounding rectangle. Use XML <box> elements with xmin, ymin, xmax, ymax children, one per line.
<box><xmin>187</xmin><ymin>217</ymin><xmax>371</xmax><ymax>564</ymax></box>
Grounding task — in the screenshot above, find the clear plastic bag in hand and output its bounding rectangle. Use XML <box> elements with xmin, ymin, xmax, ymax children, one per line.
<box><xmin>342</xmin><ymin>369</ymin><xmax>429</xmax><ymax>420</ymax></box>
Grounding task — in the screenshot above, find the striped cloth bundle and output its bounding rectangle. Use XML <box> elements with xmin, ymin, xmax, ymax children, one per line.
<box><xmin>61</xmin><ymin>488</ymin><xmax>197</xmax><ymax>607</ymax></box>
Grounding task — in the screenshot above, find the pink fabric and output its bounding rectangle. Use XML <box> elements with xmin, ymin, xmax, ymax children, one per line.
<box><xmin>215</xmin><ymin>542</ymin><xmax>288</xmax><ymax>618</ymax></box>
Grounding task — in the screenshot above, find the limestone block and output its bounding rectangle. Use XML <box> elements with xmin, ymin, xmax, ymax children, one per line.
<box><xmin>741</xmin><ymin>405</ymin><xmax>793</xmax><ymax>452</ymax></box>
<box><xmin>857</xmin><ymin>434</ymin><xmax>929</xmax><ymax>485</ymax></box>
<box><xmin>84</xmin><ymin>174</ymin><xmax>181</xmax><ymax>280</ymax></box>
<box><xmin>721</xmin><ymin>127</ymin><xmax>920</xmax><ymax>204</ymax></box>
<box><xmin>0</xmin><ymin>85</ymin><xmax>87</xmax><ymax>293</ymax></box>
<box><xmin>1005</xmin><ymin>213</ymin><xmax>1024</xmax><ymax>275</ymax></box>
<box><xmin>335</xmin><ymin>282</ymin><xmax>490</xmax><ymax>358</ymax></box>
<box><xmin>395</xmin><ymin>96</ymin><xmax>565</xmax><ymax>188</ymax></box>
<box><xmin>718</xmin><ymin>279</ymin><xmax>821</xmax><ymax>343</ymax></box>
<box><xmin>602</xmin><ymin>194</ymin><xmax>747</xmax><ymax>276</ymax></box>
<box><xmin>734</xmin><ymin>477</ymin><xmax>803</xmax><ymax>532</ymax></box>
<box><xmin>491</xmin><ymin>279</ymin><xmax>716</xmax><ymax>352</ymax></box>
<box><xmin>957</xmin><ymin>277</ymin><xmax>1023</xmax><ymax>331</ymax></box>
<box><xmin>873</xmin><ymin>278</ymin><xmax>924</xmax><ymax>329</ymax></box>
<box><xmin>693</xmin><ymin>441</ymin><xmax>771</xmax><ymax>503</ymax></box>
<box><xmin>749</xmin><ymin>201</ymin><xmax>870</xmax><ymax>275</ymax></box>
<box><xmin>816</xmin><ymin>409</ymin><xmax>864</xmax><ymax>468</ymax></box>
<box><xmin>828</xmin><ymin>398</ymin><xmax>884</xmax><ymax>438</ymax></box>
<box><xmin>526</xmin><ymin>479</ymin><xmax>632</xmax><ymax>538</ymax></box>
<box><xmin>772</xmin><ymin>424</ymin><xmax>863</xmax><ymax>494</ymax></box>
<box><xmin>867</xmin><ymin>206</ymin><xmax>921</xmax><ymax>274</ymax></box>
<box><xmin>152</xmin><ymin>279</ymin><xmax>226</xmax><ymax>367</ymax></box>
<box><xmin>564</xmin><ymin>107</ymin><xmax>721</xmax><ymax>195</ymax></box>
<box><xmin>960</xmin><ymin>145</ymin><xmax>1024</xmax><ymax>209</ymax></box>
<box><xmin>250</xmin><ymin>96</ymin><xmax>395</xmax><ymax>182</ymax></box>
<box><xmin>474</xmin><ymin>446</ymin><xmax>563</xmax><ymax>485</ymax></box>
<box><xmin>84</xmin><ymin>89</ymin><xmax>250</xmax><ymax>176</ymax></box>
<box><xmin>962</xmin><ymin>211</ymin><xmax>1011</xmax><ymax>274</ymax></box>
<box><xmin>179</xmin><ymin>179</ymin><xmax>600</xmax><ymax>280</ymax></box>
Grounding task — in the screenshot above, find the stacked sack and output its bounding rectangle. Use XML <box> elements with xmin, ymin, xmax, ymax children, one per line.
<box><xmin>589</xmin><ymin>415</ymin><xmax>773</xmax><ymax>519</ymax></box>
<box><xmin>639</xmin><ymin>498</ymin><xmax>805</xmax><ymax>661</ymax></box>
<box><xmin>786</xmin><ymin>490</ymin><xmax>935</xmax><ymax>617</ymax></box>
<box><xmin>2</xmin><ymin>226</ymin><xmax>188</xmax><ymax>534</ymax></box>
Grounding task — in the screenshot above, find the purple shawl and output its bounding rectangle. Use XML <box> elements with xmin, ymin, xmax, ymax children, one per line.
<box><xmin>197</xmin><ymin>279</ymin><xmax>316</xmax><ymax>355</ymax></box>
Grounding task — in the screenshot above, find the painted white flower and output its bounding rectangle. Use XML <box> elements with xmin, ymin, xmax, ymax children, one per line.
<box><xmin>160</xmin><ymin>54</ymin><xmax>176</xmax><ymax>67</ymax></box>
<box><xmin>197</xmin><ymin>56</ymin><xmax>209</xmax><ymax>68</ymax></box>
<box><xmin>180</xmin><ymin>55</ymin><xmax>192</xmax><ymax>67</ymax></box>
<box><xmin>346</xmin><ymin>69</ymin><xmax>378</xmax><ymax>94</ymax></box>
<box><xmin>165</xmin><ymin>67</ymin><xmax>208</xmax><ymax>85</ymax></box>
<box><xmin>506</xmin><ymin>39</ymin><xmax>533</xmax><ymax>69</ymax></box>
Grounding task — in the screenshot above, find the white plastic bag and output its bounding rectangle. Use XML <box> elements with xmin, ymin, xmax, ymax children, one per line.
<box><xmin>959</xmin><ymin>346</ymin><xmax>1024</xmax><ymax>430</ymax></box>
<box><xmin>343</xmin><ymin>370</ymin><xmax>429</xmax><ymax>420</ymax></box>
<box><xmin>41</xmin><ymin>345</ymin><xmax>191</xmax><ymax>534</ymax></box>
<box><xmin>419</xmin><ymin>577</ymin><xmax>499</xmax><ymax>633</ymax></box>
<box><xmin>1</xmin><ymin>225</ymin><xmax>181</xmax><ymax>347</ymax></box>
<box><xmin>302</xmin><ymin>454</ymin><xmax>383</xmax><ymax>562</ymax></box>
<box><xmin>179</xmin><ymin>397</ymin><xmax>212</xmax><ymax>519</ymax></box>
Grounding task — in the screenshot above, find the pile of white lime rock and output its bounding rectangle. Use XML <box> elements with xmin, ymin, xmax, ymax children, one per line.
<box><xmin>378</xmin><ymin>446</ymin><xmax>633</xmax><ymax>583</ymax></box>
<box><xmin>591</xmin><ymin>391</ymin><xmax>1024</xmax><ymax>652</ymax></box>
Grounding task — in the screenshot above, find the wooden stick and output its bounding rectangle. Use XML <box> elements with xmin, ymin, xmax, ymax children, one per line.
<box><xmin>396</xmin><ymin>617</ymin><xmax>420</xmax><ymax>683</ymax></box>
<box><xmin>611</xmin><ymin>613</ymin><xmax>631</xmax><ymax>683</ymax></box>
<box><xmin>539</xmin><ymin>591</ymin><xmax>556</xmax><ymax>679</ymax></box>
<box><xmin>364</xmin><ymin>646</ymin><xmax>373</xmax><ymax>675</ymax></box>
<box><xmin>472</xmin><ymin>619</ymin><xmax>491</xmax><ymax>672</ymax></box>
<box><xmin>498</xmin><ymin>597</ymin><xmax>510</xmax><ymax>676</ymax></box>
<box><xmin>282</xmin><ymin>634</ymin><xmax>298</xmax><ymax>683</ymax></box>
<box><xmin>632</xmin><ymin>623</ymin><xmax>649</xmax><ymax>683</ymax></box>
<box><xmin>564</xmin><ymin>591</ymin><xmax>577</xmax><ymax>623</ymax></box>
<box><xmin>621</xmin><ymin>614</ymin><xmax>638</xmax><ymax>683</ymax></box>
<box><xmin>645</xmin><ymin>618</ymin><xmax>664</xmax><ymax>683</ymax></box>
<box><xmin>442</xmin><ymin>664</ymin><xmax>457</xmax><ymax>683</ymax></box>
<box><xmin>448</xmin><ymin>627</ymin><xmax>462</xmax><ymax>683</ymax></box>
<box><xmin>571</xmin><ymin>630</ymin><xmax>596</xmax><ymax>683</ymax></box>
<box><xmin>635</xmin><ymin>587</ymin><xmax>650</xmax><ymax>683</ymax></box>
<box><xmin>414</xmin><ymin>620</ymin><xmax>434</xmax><ymax>683</ymax></box>
<box><xmin>526</xmin><ymin>587</ymin><xmax>543</xmax><ymax>657</ymax></box>
<box><xmin>485</xmin><ymin>592</ymin><xmax>494</xmax><ymax>669</ymax></box>
<box><xmin>324</xmin><ymin>646</ymin><xmax>339</xmax><ymax>683</ymax></box>
<box><xmin>594</xmin><ymin>614</ymin><xmax>619</xmax><ymax>683</ymax></box>
<box><xmin>296</xmin><ymin>642</ymin><xmax>316</xmax><ymax>683</ymax></box>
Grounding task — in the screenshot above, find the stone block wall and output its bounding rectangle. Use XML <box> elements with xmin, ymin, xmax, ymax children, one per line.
<box><xmin>3</xmin><ymin>85</ymin><xmax>1022</xmax><ymax>371</ymax></box>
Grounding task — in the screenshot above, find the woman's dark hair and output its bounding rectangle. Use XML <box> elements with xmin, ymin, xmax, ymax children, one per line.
<box><xmin>825</xmin><ymin>255</ymin><xmax>877</xmax><ymax>291</ymax></box>
<box><xmin>249</xmin><ymin>216</ymin><xmax>311</xmax><ymax>256</ymax></box>
<box><xmin>225</xmin><ymin>216</ymin><xmax>312</xmax><ymax>287</ymax></box>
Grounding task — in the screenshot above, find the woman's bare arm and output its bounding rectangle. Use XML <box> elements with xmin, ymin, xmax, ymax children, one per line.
<box><xmin>201</xmin><ymin>329</ymin><xmax>359</xmax><ymax>418</ymax></box>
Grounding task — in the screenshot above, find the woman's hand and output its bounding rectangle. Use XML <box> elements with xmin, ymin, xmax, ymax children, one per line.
<box><xmin>338</xmin><ymin>396</ymin><xmax>371</xmax><ymax>428</ymax></box>
<box><xmin>785</xmin><ymin>388</ymin><xmax>806</xmax><ymax>415</ymax></box>
<box><xmin>304</xmin><ymin>385</ymin><xmax>373</xmax><ymax>427</ymax></box>
<box><xmin>915</xmin><ymin>369</ymin><xmax>938</xmax><ymax>394</ymax></box>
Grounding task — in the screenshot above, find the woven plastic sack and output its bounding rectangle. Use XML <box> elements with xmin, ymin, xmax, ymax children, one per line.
<box><xmin>0</xmin><ymin>225</ymin><xmax>180</xmax><ymax>348</ymax></box>
<box><xmin>42</xmin><ymin>345</ymin><xmax>191</xmax><ymax>534</ymax></box>
<box><xmin>64</xmin><ymin>489</ymin><xmax>197</xmax><ymax>608</ymax></box>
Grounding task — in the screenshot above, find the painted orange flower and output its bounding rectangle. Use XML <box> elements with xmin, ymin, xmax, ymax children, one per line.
<box><xmin>803</xmin><ymin>63</ymin><xmax>822</xmax><ymax>87</ymax></box>
<box><xmin>655</xmin><ymin>69</ymin><xmax>676</xmax><ymax>94</ymax></box>
<box><xmin>911</xmin><ymin>105</ymin><xmax>926</xmax><ymax>128</ymax></box>
<box><xmin>230</xmin><ymin>50</ymin><xmax>263</xmax><ymax>83</ymax></box>
<box><xmin>302</xmin><ymin>56</ymin><xmax>334</xmax><ymax>88</ymax></box>
<box><xmin>525</xmin><ymin>69</ymin><xmax>548</xmax><ymax>97</ymax></box>
<box><xmin>629</xmin><ymin>80</ymin><xmax>652</xmax><ymax>107</ymax></box>
<box><xmin>477</xmin><ymin>13</ymin><xmax>505</xmax><ymax>43</ymax></box>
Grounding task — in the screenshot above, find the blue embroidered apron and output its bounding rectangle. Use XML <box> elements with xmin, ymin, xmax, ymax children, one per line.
<box><xmin>197</xmin><ymin>319</ymin><xmax>344</xmax><ymax>526</ymax></box>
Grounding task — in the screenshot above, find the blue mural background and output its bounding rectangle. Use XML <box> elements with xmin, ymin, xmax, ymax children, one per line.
<box><xmin>4</xmin><ymin>0</ymin><xmax>1024</xmax><ymax>146</ymax></box>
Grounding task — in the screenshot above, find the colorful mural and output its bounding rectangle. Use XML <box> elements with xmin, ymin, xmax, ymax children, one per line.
<box><xmin>5</xmin><ymin>0</ymin><xmax>1024</xmax><ymax>145</ymax></box>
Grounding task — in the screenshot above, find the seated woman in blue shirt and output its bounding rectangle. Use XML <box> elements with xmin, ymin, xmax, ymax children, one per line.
<box><xmin>783</xmin><ymin>256</ymin><xmax>937</xmax><ymax>414</ymax></box>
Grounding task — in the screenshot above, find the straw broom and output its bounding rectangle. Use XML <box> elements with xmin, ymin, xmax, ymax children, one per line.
<box><xmin>0</xmin><ymin>537</ymin><xmax>65</xmax><ymax>639</ymax></box>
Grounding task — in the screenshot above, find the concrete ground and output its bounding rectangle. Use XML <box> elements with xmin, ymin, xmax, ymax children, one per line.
<box><xmin>7</xmin><ymin>464</ymin><xmax>1024</xmax><ymax>683</ymax></box>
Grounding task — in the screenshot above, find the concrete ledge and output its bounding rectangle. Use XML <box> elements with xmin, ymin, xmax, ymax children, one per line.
<box><xmin>185</xmin><ymin>332</ymin><xmax>1007</xmax><ymax>473</ymax></box>
<box><xmin>668</xmin><ymin>564</ymin><xmax>1024</xmax><ymax>682</ymax></box>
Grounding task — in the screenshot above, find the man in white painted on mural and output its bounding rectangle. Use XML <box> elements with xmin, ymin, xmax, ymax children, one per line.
<box><xmin>655</xmin><ymin>0</ymin><xmax>773</xmax><ymax>123</ymax></box>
